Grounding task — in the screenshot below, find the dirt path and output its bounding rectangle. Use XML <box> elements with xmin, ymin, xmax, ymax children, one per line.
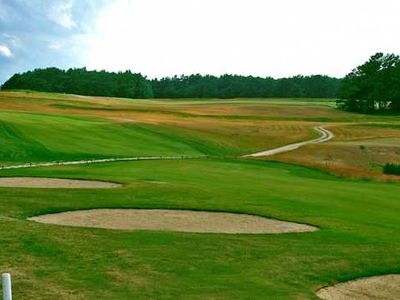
<box><xmin>0</xmin><ymin>155</ymin><xmax>204</xmax><ymax>171</ymax></box>
<box><xmin>0</xmin><ymin>126</ymin><xmax>333</xmax><ymax>171</ymax></box>
<box><xmin>243</xmin><ymin>126</ymin><xmax>334</xmax><ymax>157</ymax></box>
<box><xmin>28</xmin><ymin>209</ymin><xmax>318</xmax><ymax>234</ymax></box>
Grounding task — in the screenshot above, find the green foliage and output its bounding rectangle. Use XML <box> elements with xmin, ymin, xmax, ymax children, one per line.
<box><xmin>1</xmin><ymin>68</ymin><xmax>341</xmax><ymax>99</ymax></box>
<box><xmin>383</xmin><ymin>163</ymin><xmax>400</xmax><ymax>175</ymax></box>
<box><xmin>338</xmin><ymin>53</ymin><xmax>400</xmax><ymax>114</ymax></box>
<box><xmin>1</xmin><ymin>67</ymin><xmax>153</xmax><ymax>99</ymax></box>
<box><xmin>152</xmin><ymin>74</ymin><xmax>341</xmax><ymax>98</ymax></box>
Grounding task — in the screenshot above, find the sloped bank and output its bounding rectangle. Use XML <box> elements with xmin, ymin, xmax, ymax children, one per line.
<box><xmin>28</xmin><ymin>209</ymin><xmax>318</xmax><ymax>234</ymax></box>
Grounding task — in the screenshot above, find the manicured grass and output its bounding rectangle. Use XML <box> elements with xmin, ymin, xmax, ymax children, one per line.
<box><xmin>0</xmin><ymin>159</ymin><xmax>400</xmax><ymax>299</ymax></box>
<box><xmin>0</xmin><ymin>91</ymin><xmax>399</xmax><ymax>299</ymax></box>
<box><xmin>0</xmin><ymin>111</ymin><xmax>204</xmax><ymax>164</ymax></box>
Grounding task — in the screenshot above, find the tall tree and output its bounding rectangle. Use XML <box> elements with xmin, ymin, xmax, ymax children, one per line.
<box><xmin>338</xmin><ymin>53</ymin><xmax>400</xmax><ymax>114</ymax></box>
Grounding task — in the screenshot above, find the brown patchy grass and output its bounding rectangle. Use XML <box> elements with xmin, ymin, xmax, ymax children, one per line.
<box><xmin>152</xmin><ymin>119</ymin><xmax>317</xmax><ymax>155</ymax></box>
<box><xmin>1</xmin><ymin>91</ymin><xmax>399</xmax><ymax>180</ymax></box>
<box><xmin>272</xmin><ymin>124</ymin><xmax>400</xmax><ymax>181</ymax></box>
<box><xmin>331</xmin><ymin>124</ymin><xmax>400</xmax><ymax>141</ymax></box>
<box><xmin>0</xmin><ymin>91</ymin><xmax>353</xmax><ymax>121</ymax></box>
<box><xmin>174</xmin><ymin>103</ymin><xmax>343</xmax><ymax>119</ymax></box>
<box><xmin>0</xmin><ymin>91</ymin><xmax>316</xmax><ymax>155</ymax></box>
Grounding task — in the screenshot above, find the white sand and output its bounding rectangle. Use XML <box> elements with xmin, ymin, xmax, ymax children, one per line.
<box><xmin>29</xmin><ymin>209</ymin><xmax>318</xmax><ymax>234</ymax></box>
<box><xmin>317</xmin><ymin>274</ymin><xmax>400</xmax><ymax>300</ymax></box>
<box><xmin>0</xmin><ymin>177</ymin><xmax>120</xmax><ymax>188</ymax></box>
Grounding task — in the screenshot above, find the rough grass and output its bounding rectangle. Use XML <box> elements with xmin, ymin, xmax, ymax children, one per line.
<box><xmin>273</xmin><ymin>124</ymin><xmax>400</xmax><ymax>180</ymax></box>
<box><xmin>0</xmin><ymin>92</ymin><xmax>320</xmax><ymax>158</ymax></box>
<box><xmin>2</xmin><ymin>91</ymin><xmax>400</xmax><ymax>123</ymax></box>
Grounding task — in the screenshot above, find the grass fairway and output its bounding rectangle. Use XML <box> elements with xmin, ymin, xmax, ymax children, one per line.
<box><xmin>1</xmin><ymin>159</ymin><xmax>400</xmax><ymax>299</ymax></box>
<box><xmin>0</xmin><ymin>91</ymin><xmax>399</xmax><ymax>299</ymax></box>
<box><xmin>0</xmin><ymin>111</ymin><xmax>204</xmax><ymax>164</ymax></box>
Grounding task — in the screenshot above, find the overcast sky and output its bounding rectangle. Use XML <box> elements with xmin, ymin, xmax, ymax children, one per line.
<box><xmin>1</xmin><ymin>0</ymin><xmax>400</xmax><ymax>83</ymax></box>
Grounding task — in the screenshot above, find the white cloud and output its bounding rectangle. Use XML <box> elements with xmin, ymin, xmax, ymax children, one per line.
<box><xmin>0</xmin><ymin>45</ymin><xmax>12</xmax><ymax>58</ymax></box>
<box><xmin>83</xmin><ymin>0</ymin><xmax>400</xmax><ymax>78</ymax></box>
<box><xmin>47</xmin><ymin>0</ymin><xmax>76</xmax><ymax>29</ymax></box>
<box><xmin>49</xmin><ymin>41</ymin><xmax>62</xmax><ymax>50</ymax></box>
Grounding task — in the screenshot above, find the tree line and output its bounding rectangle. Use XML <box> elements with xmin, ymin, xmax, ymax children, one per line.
<box><xmin>1</xmin><ymin>53</ymin><xmax>399</xmax><ymax>114</ymax></box>
<box><xmin>1</xmin><ymin>67</ymin><xmax>340</xmax><ymax>99</ymax></box>
<box><xmin>151</xmin><ymin>74</ymin><xmax>340</xmax><ymax>98</ymax></box>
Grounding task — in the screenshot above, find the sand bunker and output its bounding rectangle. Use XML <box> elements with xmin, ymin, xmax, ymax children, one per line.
<box><xmin>28</xmin><ymin>209</ymin><xmax>317</xmax><ymax>234</ymax></box>
<box><xmin>0</xmin><ymin>177</ymin><xmax>120</xmax><ymax>189</ymax></box>
<box><xmin>317</xmin><ymin>274</ymin><xmax>400</xmax><ymax>300</ymax></box>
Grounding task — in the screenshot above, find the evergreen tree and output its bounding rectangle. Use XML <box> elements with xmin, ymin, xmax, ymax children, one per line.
<box><xmin>338</xmin><ymin>53</ymin><xmax>400</xmax><ymax>114</ymax></box>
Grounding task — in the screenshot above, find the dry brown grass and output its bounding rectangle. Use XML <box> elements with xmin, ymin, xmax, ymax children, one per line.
<box><xmin>1</xmin><ymin>91</ymin><xmax>399</xmax><ymax>180</ymax></box>
<box><xmin>0</xmin><ymin>91</ymin><xmax>316</xmax><ymax>154</ymax></box>
<box><xmin>175</xmin><ymin>103</ymin><xmax>343</xmax><ymax>119</ymax></box>
<box><xmin>272</xmin><ymin>124</ymin><xmax>400</xmax><ymax>180</ymax></box>
<box><xmin>153</xmin><ymin>119</ymin><xmax>317</xmax><ymax>155</ymax></box>
<box><xmin>331</xmin><ymin>124</ymin><xmax>400</xmax><ymax>141</ymax></box>
<box><xmin>0</xmin><ymin>91</ymin><xmax>347</xmax><ymax>120</ymax></box>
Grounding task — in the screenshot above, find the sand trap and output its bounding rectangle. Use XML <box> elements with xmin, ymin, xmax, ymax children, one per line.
<box><xmin>0</xmin><ymin>177</ymin><xmax>120</xmax><ymax>189</ymax></box>
<box><xmin>28</xmin><ymin>209</ymin><xmax>317</xmax><ymax>234</ymax></box>
<box><xmin>317</xmin><ymin>274</ymin><xmax>400</xmax><ymax>300</ymax></box>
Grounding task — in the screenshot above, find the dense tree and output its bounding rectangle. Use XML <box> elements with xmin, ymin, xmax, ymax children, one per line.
<box><xmin>151</xmin><ymin>74</ymin><xmax>340</xmax><ymax>99</ymax></box>
<box><xmin>1</xmin><ymin>67</ymin><xmax>341</xmax><ymax>99</ymax></box>
<box><xmin>1</xmin><ymin>67</ymin><xmax>153</xmax><ymax>99</ymax></box>
<box><xmin>3</xmin><ymin>55</ymin><xmax>399</xmax><ymax>109</ymax></box>
<box><xmin>337</xmin><ymin>53</ymin><xmax>400</xmax><ymax>114</ymax></box>
<box><xmin>383</xmin><ymin>163</ymin><xmax>400</xmax><ymax>175</ymax></box>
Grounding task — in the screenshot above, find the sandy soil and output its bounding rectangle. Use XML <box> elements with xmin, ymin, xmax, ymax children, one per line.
<box><xmin>0</xmin><ymin>177</ymin><xmax>120</xmax><ymax>188</ymax></box>
<box><xmin>28</xmin><ymin>209</ymin><xmax>318</xmax><ymax>234</ymax></box>
<box><xmin>317</xmin><ymin>274</ymin><xmax>400</xmax><ymax>299</ymax></box>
